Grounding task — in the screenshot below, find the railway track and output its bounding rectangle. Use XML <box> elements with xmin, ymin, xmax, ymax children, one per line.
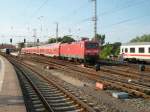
<box><xmin>122</xmin><ymin>63</ymin><xmax>150</xmax><ymax>72</ymax></box>
<box><xmin>22</xmin><ymin>54</ymin><xmax>150</xmax><ymax>99</ymax></box>
<box><xmin>7</xmin><ymin>56</ymin><xmax>97</xmax><ymax>112</ymax></box>
<box><xmin>100</xmin><ymin>66</ymin><xmax>150</xmax><ymax>82</ymax></box>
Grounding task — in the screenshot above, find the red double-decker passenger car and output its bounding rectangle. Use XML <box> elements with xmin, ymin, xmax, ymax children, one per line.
<box><xmin>22</xmin><ymin>40</ymin><xmax>99</xmax><ymax>63</ymax></box>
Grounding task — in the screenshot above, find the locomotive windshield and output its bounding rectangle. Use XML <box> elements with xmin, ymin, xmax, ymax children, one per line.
<box><xmin>86</xmin><ymin>43</ymin><xmax>99</xmax><ymax>49</ymax></box>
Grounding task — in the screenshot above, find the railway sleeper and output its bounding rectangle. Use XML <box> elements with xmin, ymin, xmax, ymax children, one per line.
<box><xmin>25</xmin><ymin>86</ymin><xmax>33</xmax><ymax>90</ymax></box>
<box><xmin>53</xmin><ymin>104</ymin><xmax>80</xmax><ymax>111</ymax></box>
<box><xmin>35</xmin><ymin>82</ymin><xmax>50</xmax><ymax>85</ymax></box>
<box><xmin>38</xmin><ymin>87</ymin><xmax>56</xmax><ymax>90</ymax></box>
<box><xmin>44</xmin><ymin>90</ymin><xmax>61</xmax><ymax>94</ymax></box>
<box><xmin>33</xmin><ymin>103</ymin><xmax>44</xmax><ymax>108</ymax></box>
<box><xmin>31</xmin><ymin>97</ymin><xmax>40</xmax><ymax>101</ymax></box>
<box><xmin>43</xmin><ymin>93</ymin><xmax>65</xmax><ymax>98</ymax></box>
<box><xmin>34</xmin><ymin>108</ymin><xmax>46</xmax><ymax>112</ymax></box>
<box><xmin>50</xmin><ymin>101</ymin><xmax>74</xmax><ymax>107</ymax></box>
<box><xmin>65</xmin><ymin>108</ymin><xmax>84</xmax><ymax>112</ymax></box>
<box><xmin>30</xmin><ymin>94</ymin><xmax>38</xmax><ymax>98</ymax></box>
<box><xmin>32</xmin><ymin>100</ymin><xmax>42</xmax><ymax>104</ymax></box>
<box><xmin>48</xmin><ymin>98</ymin><xmax>71</xmax><ymax>103</ymax></box>
<box><xmin>27</xmin><ymin>91</ymin><xmax>38</xmax><ymax>96</ymax></box>
<box><xmin>44</xmin><ymin>95</ymin><xmax>67</xmax><ymax>100</ymax></box>
<box><xmin>52</xmin><ymin>103</ymin><xmax>78</xmax><ymax>109</ymax></box>
<box><xmin>43</xmin><ymin>92</ymin><xmax>64</xmax><ymax>97</ymax></box>
<box><xmin>37</xmin><ymin>85</ymin><xmax>52</xmax><ymax>88</ymax></box>
<box><xmin>40</xmin><ymin>88</ymin><xmax>58</xmax><ymax>92</ymax></box>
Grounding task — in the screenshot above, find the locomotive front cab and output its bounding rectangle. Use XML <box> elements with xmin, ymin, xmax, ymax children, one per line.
<box><xmin>84</xmin><ymin>41</ymin><xmax>99</xmax><ymax>64</ymax></box>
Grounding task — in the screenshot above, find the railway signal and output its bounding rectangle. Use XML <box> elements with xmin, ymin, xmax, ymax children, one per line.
<box><xmin>24</xmin><ymin>38</ymin><xmax>26</xmax><ymax>43</ymax></box>
<box><xmin>10</xmin><ymin>38</ymin><xmax>12</xmax><ymax>43</ymax></box>
<box><xmin>37</xmin><ymin>39</ymin><xmax>39</xmax><ymax>43</ymax></box>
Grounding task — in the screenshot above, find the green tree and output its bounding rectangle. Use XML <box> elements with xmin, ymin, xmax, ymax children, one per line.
<box><xmin>100</xmin><ymin>44</ymin><xmax>113</xmax><ymax>59</ymax></box>
<box><xmin>112</xmin><ymin>42</ymin><xmax>121</xmax><ymax>56</ymax></box>
<box><xmin>100</xmin><ymin>42</ymin><xmax>121</xmax><ymax>59</ymax></box>
<box><xmin>61</xmin><ymin>36</ymin><xmax>75</xmax><ymax>43</ymax></box>
<box><xmin>93</xmin><ymin>34</ymin><xmax>105</xmax><ymax>45</ymax></box>
<box><xmin>48</xmin><ymin>36</ymin><xmax>75</xmax><ymax>44</ymax></box>
<box><xmin>57</xmin><ymin>37</ymin><xmax>63</xmax><ymax>42</ymax></box>
<box><xmin>48</xmin><ymin>37</ymin><xmax>62</xmax><ymax>43</ymax></box>
<box><xmin>48</xmin><ymin>38</ymin><xmax>56</xmax><ymax>43</ymax></box>
<box><xmin>130</xmin><ymin>34</ymin><xmax>150</xmax><ymax>42</ymax></box>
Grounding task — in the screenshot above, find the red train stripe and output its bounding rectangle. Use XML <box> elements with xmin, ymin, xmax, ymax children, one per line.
<box><xmin>124</xmin><ymin>54</ymin><xmax>150</xmax><ymax>57</ymax></box>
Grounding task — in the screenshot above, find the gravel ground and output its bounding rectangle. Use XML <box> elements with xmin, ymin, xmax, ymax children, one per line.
<box><xmin>48</xmin><ymin>69</ymin><xmax>90</xmax><ymax>87</ymax></box>
<box><xmin>23</xmin><ymin>59</ymin><xmax>150</xmax><ymax>112</ymax></box>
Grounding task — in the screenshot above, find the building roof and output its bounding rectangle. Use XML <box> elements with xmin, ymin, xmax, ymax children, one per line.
<box><xmin>122</xmin><ymin>42</ymin><xmax>150</xmax><ymax>46</ymax></box>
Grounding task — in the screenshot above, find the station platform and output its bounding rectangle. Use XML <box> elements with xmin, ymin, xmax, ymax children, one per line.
<box><xmin>0</xmin><ymin>55</ymin><xmax>26</xmax><ymax>112</ymax></box>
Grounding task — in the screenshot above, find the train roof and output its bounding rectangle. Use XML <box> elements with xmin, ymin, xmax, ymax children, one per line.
<box><xmin>40</xmin><ymin>42</ymin><xmax>61</xmax><ymax>46</ymax></box>
<box><xmin>122</xmin><ymin>42</ymin><xmax>150</xmax><ymax>46</ymax></box>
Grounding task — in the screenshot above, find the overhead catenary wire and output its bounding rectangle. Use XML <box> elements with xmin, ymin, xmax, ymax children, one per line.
<box><xmin>23</xmin><ymin>0</ymin><xmax>49</xmax><ymax>43</ymax></box>
<box><xmin>99</xmin><ymin>0</ymin><xmax>148</xmax><ymax>16</ymax></box>
<box><xmin>24</xmin><ymin>0</ymin><xmax>49</xmax><ymax>28</ymax></box>
<box><xmin>70</xmin><ymin>0</ymin><xmax>148</xmax><ymax>34</ymax></box>
<box><xmin>26</xmin><ymin>0</ymin><xmax>90</xmax><ymax>39</ymax></box>
<box><xmin>30</xmin><ymin>0</ymin><xmax>49</xmax><ymax>19</ymax></box>
<box><xmin>57</xmin><ymin>0</ymin><xmax>90</xmax><ymax>21</ymax></box>
<box><xmin>71</xmin><ymin>0</ymin><xmax>147</xmax><ymax>26</ymax></box>
<box><xmin>102</xmin><ymin>14</ymin><xmax>150</xmax><ymax>29</ymax></box>
<box><xmin>25</xmin><ymin>0</ymin><xmax>150</xmax><ymax>40</ymax></box>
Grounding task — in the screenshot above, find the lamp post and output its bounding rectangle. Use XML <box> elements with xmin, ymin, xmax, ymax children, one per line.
<box><xmin>55</xmin><ymin>22</ymin><xmax>59</xmax><ymax>43</ymax></box>
<box><xmin>37</xmin><ymin>16</ymin><xmax>44</xmax><ymax>38</ymax></box>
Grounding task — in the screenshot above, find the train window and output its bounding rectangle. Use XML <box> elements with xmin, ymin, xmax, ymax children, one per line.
<box><xmin>130</xmin><ymin>48</ymin><xmax>135</xmax><ymax>53</ymax></box>
<box><xmin>86</xmin><ymin>43</ymin><xmax>98</xmax><ymax>49</ymax></box>
<box><xmin>125</xmin><ymin>48</ymin><xmax>128</xmax><ymax>53</ymax></box>
<box><xmin>122</xmin><ymin>48</ymin><xmax>124</xmax><ymax>52</ymax></box>
<box><xmin>149</xmin><ymin>48</ymin><xmax>150</xmax><ymax>53</ymax></box>
<box><xmin>139</xmin><ymin>47</ymin><xmax>145</xmax><ymax>53</ymax></box>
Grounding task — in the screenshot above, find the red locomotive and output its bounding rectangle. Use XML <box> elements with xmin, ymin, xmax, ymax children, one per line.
<box><xmin>22</xmin><ymin>40</ymin><xmax>99</xmax><ymax>63</ymax></box>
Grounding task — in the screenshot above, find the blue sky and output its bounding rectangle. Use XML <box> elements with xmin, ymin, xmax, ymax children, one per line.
<box><xmin>0</xmin><ymin>0</ymin><xmax>150</xmax><ymax>44</ymax></box>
